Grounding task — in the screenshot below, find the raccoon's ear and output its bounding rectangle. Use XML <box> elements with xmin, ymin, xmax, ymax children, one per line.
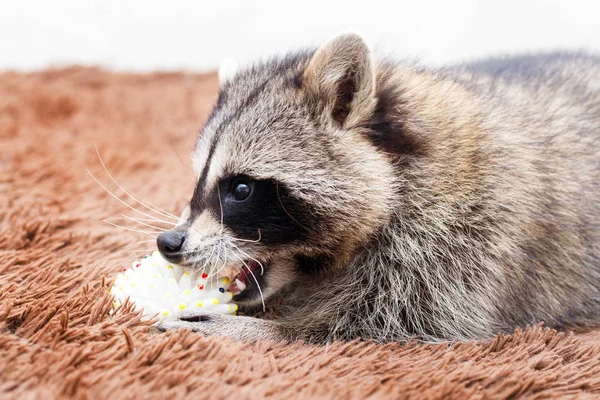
<box><xmin>303</xmin><ymin>33</ymin><xmax>376</xmax><ymax>128</ymax></box>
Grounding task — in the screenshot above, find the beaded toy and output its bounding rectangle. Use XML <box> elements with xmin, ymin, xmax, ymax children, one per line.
<box><xmin>111</xmin><ymin>251</ymin><xmax>237</xmax><ymax>322</ymax></box>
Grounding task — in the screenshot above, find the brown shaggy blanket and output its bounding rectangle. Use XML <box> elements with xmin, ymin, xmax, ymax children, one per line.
<box><xmin>2</xmin><ymin>68</ymin><xmax>600</xmax><ymax>399</ymax></box>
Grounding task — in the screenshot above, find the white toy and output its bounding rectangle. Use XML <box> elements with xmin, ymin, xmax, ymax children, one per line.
<box><xmin>111</xmin><ymin>251</ymin><xmax>237</xmax><ymax>322</ymax></box>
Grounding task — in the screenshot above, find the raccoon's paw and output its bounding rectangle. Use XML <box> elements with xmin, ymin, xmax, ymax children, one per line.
<box><xmin>153</xmin><ymin>312</ymin><xmax>288</xmax><ymax>342</ymax></box>
<box><xmin>154</xmin><ymin>311</ymin><xmax>227</xmax><ymax>334</ymax></box>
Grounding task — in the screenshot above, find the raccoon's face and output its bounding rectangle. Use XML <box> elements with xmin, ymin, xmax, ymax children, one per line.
<box><xmin>157</xmin><ymin>34</ymin><xmax>396</xmax><ymax>307</ymax></box>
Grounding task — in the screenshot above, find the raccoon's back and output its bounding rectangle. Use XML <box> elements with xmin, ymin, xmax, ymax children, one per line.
<box><xmin>445</xmin><ymin>53</ymin><xmax>600</xmax><ymax>327</ymax></box>
<box><xmin>476</xmin><ymin>54</ymin><xmax>597</xmax><ymax>231</ymax></box>
<box><xmin>454</xmin><ymin>52</ymin><xmax>600</xmax><ymax>84</ymax></box>
<box><xmin>449</xmin><ymin>52</ymin><xmax>600</xmax><ymax>192</ymax></box>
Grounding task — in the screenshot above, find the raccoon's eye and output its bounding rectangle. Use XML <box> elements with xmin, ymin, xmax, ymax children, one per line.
<box><xmin>233</xmin><ymin>180</ymin><xmax>252</xmax><ymax>201</ymax></box>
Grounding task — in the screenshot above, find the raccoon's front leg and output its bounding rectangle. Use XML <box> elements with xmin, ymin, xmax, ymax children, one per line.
<box><xmin>155</xmin><ymin>312</ymin><xmax>289</xmax><ymax>342</ymax></box>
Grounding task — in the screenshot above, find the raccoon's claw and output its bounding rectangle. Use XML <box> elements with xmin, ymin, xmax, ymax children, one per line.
<box><xmin>179</xmin><ymin>312</ymin><xmax>215</xmax><ymax>323</ymax></box>
<box><xmin>154</xmin><ymin>311</ymin><xmax>221</xmax><ymax>334</ymax></box>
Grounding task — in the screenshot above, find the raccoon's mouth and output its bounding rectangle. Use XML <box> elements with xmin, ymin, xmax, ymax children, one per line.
<box><xmin>228</xmin><ymin>260</ymin><xmax>264</xmax><ymax>297</ymax></box>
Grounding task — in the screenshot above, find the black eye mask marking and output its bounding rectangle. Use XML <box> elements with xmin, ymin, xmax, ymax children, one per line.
<box><xmin>294</xmin><ymin>253</ymin><xmax>333</xmax><ymax>276</ymax></box>
<box><xmin>203</xmin><ymin>176</ymin><xmax>312</xmax><ymax>245</ymax></box>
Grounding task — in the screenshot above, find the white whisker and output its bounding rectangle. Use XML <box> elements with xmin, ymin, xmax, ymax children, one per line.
<box><xmin>124</xmin><ymin>217</ymin><xmax>175</xmax><ymax>224</ymax></box>
<box><xmin>205</xmin><ymin>240</ymin><xmax>218</xmax><ymax>272</ymax></box>
<box><xmin>114</xmin><ymin>215</ymin><xmax>171</xmax><ymax>232</ymax></box>
<box><xmin>93</xmin><ymin>144</ymin><xmax>179</xmax><ymax>222</ymax></box>
<box><xmin>230</xmin><ymin>242</ymin><xmax>265</xmax><ymax>276</ymax></box>
<box><xmin>87</xmin><ymin>168</ymin><xmax>171</xmax><ymax>225</ymax></box>
<box><xmin>212</xmin><ymin>239</ymin><xmax>225</xmax><ymax>278</ymax></box>
<box><xmin>231</xmin><ymin>251</ymin><xmax>266</xmax><ymax>311</ymax></box>
<box><xmin>103</xmin><ymin>220</ymin><xmax>163</xmax><ymax>236</ymax></box>
<box><xmin>119</xmin><ymin>214</ymin><xmax>177</xmax><ymax>227</ymax></box>
<box><xmin>214</xmin><ymin>253</ymin><xmax>230</xmax><ymax>280</ymax></box>
<box><xmin>231</xmin><ymin>229</ymin><xmax>262</xmax><ymax>243</ymax></box>
<box><xmin>216</xmin><ymin>184</ymin><xmax>225</xmax><ymax>234</ymax></box>
<box><xmin>130</xmin><ymin>239</ymin><xmax>159</xmax><ymax>245</ymax></box>
<box><xmin>128</xmin><ymin>248</ymin><xmax>162</xmax><ymax>254</ymax></box>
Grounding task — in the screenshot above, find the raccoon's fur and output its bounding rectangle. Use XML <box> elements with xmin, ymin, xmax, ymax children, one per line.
<box><xmin>156</xmin><ymin>34</ymin><xmax>600</xmax><ymax>343</ymax></box>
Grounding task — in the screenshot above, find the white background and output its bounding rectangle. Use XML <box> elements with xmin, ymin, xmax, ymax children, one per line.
<box><xmin>1</xmin><ymin>0</ymin><xmax>599</xmax><ymax>72</ymax></box>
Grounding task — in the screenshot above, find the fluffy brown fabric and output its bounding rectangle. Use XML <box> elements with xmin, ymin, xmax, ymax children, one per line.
<box><xmin>2</xmin><ymin>67</ymin><xmax>600</xmax><ymax>399</ymax></box>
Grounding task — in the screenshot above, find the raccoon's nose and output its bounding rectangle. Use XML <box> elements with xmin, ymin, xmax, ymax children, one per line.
<box><xmin>156</xmin><ymin>230</ymin><xmax>186</xmax><ymax>263</ymax></box>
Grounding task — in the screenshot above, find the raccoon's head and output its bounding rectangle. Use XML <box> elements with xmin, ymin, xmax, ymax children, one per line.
<box><xmin>157</xmin><ymin>34</ymin><xmax>396</xmax><ymax>307</ymax></box>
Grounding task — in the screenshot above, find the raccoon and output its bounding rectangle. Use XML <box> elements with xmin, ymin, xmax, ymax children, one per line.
<box><xmin>156</xmin><ymin>34</ymin><xmax>600</xmax><ymax>343</ymax></box>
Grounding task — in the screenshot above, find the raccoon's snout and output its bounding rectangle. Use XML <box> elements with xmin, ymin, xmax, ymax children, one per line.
<box><xmin>156</xmin><ymin>230</ymin><xmax>186</xmax><ymax>263</ymax></box>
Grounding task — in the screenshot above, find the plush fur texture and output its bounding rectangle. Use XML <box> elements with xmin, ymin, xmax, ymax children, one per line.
<box><xmin>156</xmin><ymin>34</ymin><xmax>600</xmax><ymax>344</ymax></box>
<box><xmin>5</xmin><ymin>67</ymin><xmax>600</xmax><ymax>398</ymax></box>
